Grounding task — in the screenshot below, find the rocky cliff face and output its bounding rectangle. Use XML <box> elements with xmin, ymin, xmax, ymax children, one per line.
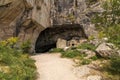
<box><xmin>0</xmin><ymin>0</ymin><xmax>102</xmax><ymax>52</ymax></box>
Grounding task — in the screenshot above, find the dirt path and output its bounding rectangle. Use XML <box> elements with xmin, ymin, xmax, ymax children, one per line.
<box><xmin>32</xmin><ymin>53</ymin><xmax>79</xmax><ymax>80</ymax></box>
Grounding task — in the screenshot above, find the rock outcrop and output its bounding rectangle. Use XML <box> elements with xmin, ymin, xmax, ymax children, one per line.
<box><xmin>0</xmin><ymin>0</ymin><xmax>102</xmax><ymax>52</ymax></box>
<box><xmin>96</xmin><ymin>43</ymin><xmax>119</xmax><ymax>58</ymax></box>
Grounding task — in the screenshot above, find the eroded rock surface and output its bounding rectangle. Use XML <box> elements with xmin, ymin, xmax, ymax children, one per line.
<box><xmin>0</xmin><ymin>0</ymin><xmax>102</xmax><ymax>52</ymax></box>
<box><xmin>96</xmin><ymin>43</ymin><xmax>119</xmax><ymax>58</ymax></box>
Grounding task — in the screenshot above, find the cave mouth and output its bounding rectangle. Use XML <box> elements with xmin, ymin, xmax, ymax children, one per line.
<box><xmin>35</xmin><ymin>43</ymin><xmax>56</xmax><ymax>53</ymax></box>
<box><xmin>35</xmin><ymin>24</ymin><xmax>87</xmax><ymax>53</ymax></box>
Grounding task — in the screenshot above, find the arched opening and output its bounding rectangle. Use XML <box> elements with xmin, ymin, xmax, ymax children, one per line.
<box><xmin>35</xmin><ymin>24</ymin><xmax>87</xmax><ymax>53</ymax></box>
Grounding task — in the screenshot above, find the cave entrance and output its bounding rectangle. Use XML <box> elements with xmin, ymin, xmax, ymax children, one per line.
<box><xmin>35</xmin><ymin>24</ymin><xmax>87</xmax><ymax>53</ymax></box>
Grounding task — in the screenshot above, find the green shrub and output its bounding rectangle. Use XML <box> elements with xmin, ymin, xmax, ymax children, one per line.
<box><xmin>102</xmin><ymin>56</ymin><xmax>120</xmax><ymax>79</ymax></box>
<box><xmin>107</xmin><ymin>25</ymin><xmax>120</xmax><ymax>48</ymax></box>
<box><xmin>98</xmin><ymin>31</ymin><xmax>106</xmax><ymax>39</ymax></box>
<box><xmin>77</xmin><ymin>43</ymin><xmax>96</xmax><ymax>51</ymax></box>
<box><xmin>49</xmin><ymin>48</ymin><xmax>64</xmax><ymax>53</ymax></box>
<box><xmin>109</xmin><ymin>56</ymin><xmax>120</xmax><ymax>74</ymax></box>
<box><xmin>61</xmin><ymin>50</ymin><xmax>80</xmax><ymax>58</ymax></box>
<box><xmin>0</xmin><ymin>38</ymin><xmax>37</xmax><ymax>80</ymax></box>
<box><xmin>20</xmin><ymin>40</ymin><xmax>31</xmax><ymax>53</ymax></box>
<box><xmin>81</xmin><ymin>59</ymin><xmax>91</xmax><ymax>65</ymax></box>
<box><xmin>90</xmin><ymin>56</ymin><xmax>98</xmax><ymax>61</ymax></box>
<box><xmin>88</xmin><ymin>35</ymin><xmax>95</xmax><ymax>41</ymax></box>
<box><xmin>91</xmin><ymin>0</ymin><xmax>120</xmax><ymax>48</ymax></box>
<box><xmin>92</xmin><ymin>0</ymin><xmax>120</xmax><ymax>27</ymax></box>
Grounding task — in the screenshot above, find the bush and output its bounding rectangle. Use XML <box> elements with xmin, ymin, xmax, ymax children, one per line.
<box><xmin>102</xmin><ymin>56</ymin><xmax>120</xmax><ymax>79</ymax></box>
<box><xmin>81</xmin><ymin>59</ymin><xmax>91</xmax><ymax>65</ymax></box>
<box><xmin>61</xmin><ymin>50</ymin><xmax>80</xmax><ymax>58</ymax></box>
<box><xmin>0</xmin><ymin>38</ymin><xmax>37</xmax><ymax>80</ymax></box>
<box><xmin>90</xmin><ymin>56</ymin><xmax>98</xmax><ymax>61</ymax></box>
<box><xmin>92</xmin><ymin>0</ymin><xmax>120</xmax><ymax>48</ymax></box>
<box><xmin>109</xmin><ymin>56</ymin><xmax>120</xmax><ymax>74</ymax></box>
<box><xmin>107</xmin><ymin>25</ymin><xmax>120</xmax><ymax>48</ymax></box>
<box><xmin>49</xmin><ymin>48</ymin><xmax>64</xmax><ymax>53</ymax></box>
<box><xmin>77</xmin><ymin>43</ymin><xmax>96</xmax><ymax>51</ymax></box>
<box><xmin>92</xmin><ymin>0</ymin><xmax>120</xmax><ymax>27</ymax></box>
<box><xmin>20</xmin><ymin>40</ymin><xmax>31</xmax><ymax>53</ymax></box>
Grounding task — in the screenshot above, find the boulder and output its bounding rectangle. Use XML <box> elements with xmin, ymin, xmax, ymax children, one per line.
<box><xmin>96</xmin><ymin>43</ymin><xmax>118</xmax><ymax>58</ymax></box>
<box><xmin>56</xmin><ymin>38</ymin><xmax>67</xmax><ymax>49</ymax></box>
<box><xmin>84</xmin><ymin>50</ymin><xmax>96</xmax><ymax>59</ymax></box>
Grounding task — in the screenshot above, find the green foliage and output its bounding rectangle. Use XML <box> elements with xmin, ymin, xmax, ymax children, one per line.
<box><xmin>21</xmin><ymin>40</ymin><xmax>31</xmax><ymax>53</ymax></box>
<box><xmin>67</xmin><ymin>14</ymin><xmax>75</xmax><ymax>22</ymax></box>
<box><xmin>88</xmin><ymin>35</ymin><xmax>95</xmax><ymax>41</ymax></box>
<box><xmin>90</xmin><ymin>56</ymin><xmax>98</xmax><ymax>60</ymax></box>
<box><xmin>81</xmin><ymin>59</ymin><xmax>91</xmax><ymax>65</ymax></box>
<box><xmin>102</xmin><ymin>56</ymin><xmax>120</xmax><ymax>79</ymax></box>
<box><xmin>94</xmin><ymin>1</ymin><xmax>120</xmax><ymax>76</ymax></box>
<box><xmin>0</xmin><ymin>38</ymin><xmax>36</xmax><ymax>80</ymax></box>
<box><xmin>106</xmin><ymin>25</ymin><xmax>120</xmax><ymax>48</ymax></box>
<box><xmin>98</xmin><ymin>31</ymin><xmax>106</xmax><ymax>39</ymax></box>
<box><xmin>92</xmin><ymin>0</ymin><xmax>120</xmax><ymax>27</ymax></box>
<box><xmin>109</xmin><ymin>56</ymin><xmax>120</xmax><ymax>74</ymax></box>
<box><xmin>61</xmin><ymin>50</ymin><xmax>80</xmax><ymax>58</ymax></box>
<box><xmin>49</xmin><ymin>48</ymin><xmax>64</xmax><ymax>53</ymax></box>
<box><xmin>92</xmin><ymin>0</ymin><xmax>120</xmax><ymax>48</ymax></box>
<box><xmin>77</xmin><ymin>43</ymin><xmax>96</xmax><ymax>51</ymax></box>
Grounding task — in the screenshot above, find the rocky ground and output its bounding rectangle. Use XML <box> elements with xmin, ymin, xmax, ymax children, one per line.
<box><xmin>32</xmin><ymin>53</ymin><xmax>103</xmax><ymax>80</ymax></box>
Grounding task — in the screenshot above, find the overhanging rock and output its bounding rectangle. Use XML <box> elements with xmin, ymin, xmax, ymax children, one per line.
<box><xmin>0</xmin><ymin>0</ymin><xmax>102</xmax><ymax>53</ymax></box>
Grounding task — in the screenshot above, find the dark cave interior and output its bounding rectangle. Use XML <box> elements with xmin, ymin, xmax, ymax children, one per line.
<box><xmin>35</xmin><ymin>24</ymin><xmax>87</xmax><ymax>53</ymax></box>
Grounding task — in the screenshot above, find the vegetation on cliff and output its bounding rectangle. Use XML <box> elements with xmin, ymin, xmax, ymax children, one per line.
<box><xmin>92</xmin><ymin>0</ymin><xmax>120</xmax><ymax>79</ymax></box>
<box><xmin>92</xmin><ymin>0</ymin><xmax>120</xmax><ymax>48</ymax></box>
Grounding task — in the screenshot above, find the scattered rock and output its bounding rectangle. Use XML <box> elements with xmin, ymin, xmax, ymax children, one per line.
<box><xmin>102</xmin><ymin>37</ymin><xmax>108</xmax><ymax>42</ymax></box>
<box><xmin>84</xmin><ymin>50</ymin><xmax>96</xmax><ymax>59</ymax></box>
<box><xmin>73</xmin><ymin>64</ymin><xmax>103</xmax><ymax>80</ymax></box>
<box><xmin>64</xmin><ymin>46</ymin><xmax>70</xmax><ymax>51</ymax></box>
<box><xmin>89</xmin><ymin>39</ymin><xmax>102</xmax><ymax>46</ymax></box>
<box><xmin>89</xmin><ymin>37</ymin><xmax>109</xmax><ymax>47</ymax></box>
<box><xmin>77</xmin><ymin>49</ymin><xmax>96</xmax><ymax>59</ymax></box>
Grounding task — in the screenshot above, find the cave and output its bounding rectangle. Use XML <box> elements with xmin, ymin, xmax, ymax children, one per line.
<box><xmin>35</xmin><ymin>24</ymin><xmax>87</xmax><ymax>53</ymax></box>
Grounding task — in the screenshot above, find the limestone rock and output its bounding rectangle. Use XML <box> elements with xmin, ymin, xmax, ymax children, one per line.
<box><xmin>84</xmin><ymin>50</ymin><xmax>96</xmax><ymax>59</ymax></box>
<box><xmin>0</xmin><ymin>0</ymin><xmax>102</xmax><ymax>52</ymax></box>
<box><xmin>0</xmin><ymin>0</ymin><xmax>13</xmax><ymax>6</ymax></box>
<box><xmin>96</xmin><ymin>43</ymin><xmax>118</xmax><ymax>58</ymax></box>
<box><xmin>73</xmin><ymin>65</ymin><xmax>103</xmax><ymax>80</ymax></box>
<box><xmin>56</xmin><ymin>38</ymin><xmax>67</xmax><ymax>49</ymax></box>
<box><xmin>77</xmin><ymin>49</ymin><xmax>96</xmax><ymax>59</ymax></box>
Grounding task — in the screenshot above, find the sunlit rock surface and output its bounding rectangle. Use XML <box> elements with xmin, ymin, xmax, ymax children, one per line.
<box><xmin>0</xmin><ymin>0</ymin><xmax>102</xmax><ymax>52</ymax></box>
